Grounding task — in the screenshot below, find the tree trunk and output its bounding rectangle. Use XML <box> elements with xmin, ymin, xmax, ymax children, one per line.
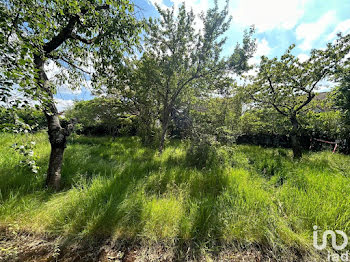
<box><xmin>34</xmin><ymin>54</ymin><xmax>73</xmax><ymax>190</ymax></box>
<box><xmin>290</xmin><ymin>115</ymin><xmax>302</xmax><ymax>159</ymax></box>
<box><xmin>290</xmin><ymin>134</ymin><xmax>302</xmax><ymax>159</ymax></box>
<box><xmin>159</xmin><ymin>108</ymin><xmax>170</xmax><ymax>153</ymax></box>
<box><xmin>46</xmin><ymin>142</ymin><xmax>65</xmax><ymax>190</ymax></box>
<box><xmin>45</xmin><ymin>114</ymin><xmax>70</xmax><ymax>190</ymax></box>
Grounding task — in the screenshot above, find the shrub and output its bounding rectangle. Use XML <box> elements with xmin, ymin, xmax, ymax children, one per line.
<box><xmin>185</xmin><ymin>135</ymin><xmax>226</xmax><ymax>169</ymax></box>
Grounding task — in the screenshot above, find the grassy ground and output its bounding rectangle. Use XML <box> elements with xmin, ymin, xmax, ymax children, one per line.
<box><xmin>1</xmin><ymin>132</ymin><xmax>350</xmax><ymax>261</ymax></box>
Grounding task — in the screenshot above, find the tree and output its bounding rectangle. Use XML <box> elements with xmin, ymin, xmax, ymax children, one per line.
<box><xmin>0</xmin><ymin>106</ymin><xmax>46</xmax><ymax>132</ymax></box>
<box><xmin>239</xmin><ymin>107</ymin><xmax>289</xmax><ymax>136</ymax></box>
<box><xmin>66</xmin><ymin>97</ymin><xmax>137</xmax><ymax>136</ymax></box>
<box><xmin>248</xmin><ymin>35</ymin><xmax>350</xmax><ymax>158</ymax></box>
<box><xmin>124</xmin><ymin>54</ymin><xmax>164</xmax><ymax>146</ymax></box>
<box><xmin>334</xmin><ymin>58</ymin><xmax>350</xmax><ymax>124</ymax></box>
<box><xmin>1</xmin><ymin>0</ymin><xmax>142</xmax><ymax>190</ymax></box>
<box><xmin>137</xmin><ymin>1</ymin><xmax>256</xmax><ymax>153</ymax></box>
<box><xmin>189</xmin><ymin>82</ymin><xmax>243</xmax><ymax>144</ymax></box>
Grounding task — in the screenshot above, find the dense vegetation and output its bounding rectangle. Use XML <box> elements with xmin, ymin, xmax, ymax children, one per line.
<box><xmin>1</xmin><ymin>132</ymin><xmax>350</xmax><ymax>260</ymax></box>
<box><xmin>2</xmin><ymin>0</ymin><xmax>350</xmax><ymax>190</ymax></box>
<box><xmin>1</xmin><ymin>0</ymin><xmax>350</xmax><ymax>260</ymax></box>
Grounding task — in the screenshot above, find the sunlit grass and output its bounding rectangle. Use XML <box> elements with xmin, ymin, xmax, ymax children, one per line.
<box><xmin>1</xmin><ymin>132</ymin><xmax>350</xmax><ymax>258</ymax></box>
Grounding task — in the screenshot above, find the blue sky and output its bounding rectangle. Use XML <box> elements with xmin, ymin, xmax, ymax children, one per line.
<box><xmin>55</xmin><ymin>0</ymin><xmax>350</xmax><ymax>110</ymax></box>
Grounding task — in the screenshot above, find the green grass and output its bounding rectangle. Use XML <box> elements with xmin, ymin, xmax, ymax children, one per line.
<box><xmin>1</xmin><ymin>132</ymin><xmax>350</xmax><ymax>258</ymax></box>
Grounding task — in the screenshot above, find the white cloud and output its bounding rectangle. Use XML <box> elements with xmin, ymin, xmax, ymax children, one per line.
<box><xmin>82</xmin><ymin>79</ymin><xmax>93</xmax><ymax>90</ymax></box>
<box><xmin>148</xmin><ymin>0</ymin><xmax>209</xmax><ymax>15</ymax></box>
<box><xmin>327</xmin><ymin>19</ymin><xmax>350</xmax><ymax>41</ymax></box>
<box><xmin>231</xmin><ymin>0</ymin><xmax>308</xmax><ymax>32</ymax></box>
<box><xmin>255</xmin><ymin>38</ymin><xmax>272</xmax><ymax>57</ymax></box>
<box><xmin>297</xmin><ymin>53</ymin><xmax>309</xmax><ymax>62</ymax></box>
<box><xmin>248</xmin><ymin>38</ymin><xmax>272</xmax><ymax>66</ymax></box>
<box><xmin>241</xmin><ymin>38</ymin><xmax>272</xmax><ymax>79</ymax></box>
<box><xmin>45</xmin><ymin>59</ymin><xmax>95</xmax><ymax>97</ymax></box>
<box><xmin>149</xmin><ymin>0</ymin><xmax>309</xmax><ymax>33</ymax></box>
<box><xmin>316</xmin><ymin>79</ymin><xmax>337</xmax><ymax>92</ymax></box>
<box><xmin>57</xmin><ymin>85</ymin><xmax>82</xmax><ymax>95</ymax></box>
<box><xmin>55</xmin><ymin>98</ymin><xmax>74</xmax><ymax>112</ymax></box>
<box><xmin>147</xmin><ymin>0</ymin><xmax>168</xmax><ymax>11</ymax></box>
<box><xmin>296</xmin><ymin>11</ymin><xmax>336</xmax><ymax>50</ymax></box>
<box><xmin>45</xmin><ymin>60</ymin><xmax>61</xmax><ymax>80</ymax></box>
<box><xmin>148</xmin><ymin>0</ymin><xmax>209</xmax><ymax>32</ymax></box>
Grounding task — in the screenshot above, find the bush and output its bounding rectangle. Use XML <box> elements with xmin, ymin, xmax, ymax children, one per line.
<box><xmin>0</xmin><ymin>107</ymin><xmax>46</xmax><ymax>132</ymax></box>
<box><xmin>65</xmin><ymin>98</ymin><xmax>138</xmax><ymax>137</ymax></box>
<box><xmin>185</xmin><ymin>135</ymin><xmax>226</xmax><ymax>169</ymax></box>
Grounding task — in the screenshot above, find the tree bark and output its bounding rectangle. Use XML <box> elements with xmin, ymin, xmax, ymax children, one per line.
<box><xmin>290</xmin><ymin>134</ymin><xmax>302</xmax><ymax>159</ymax></box>
<box><xmin>159</xmin><ymin>107</ymin><xmax>170</xmax><ymax>153</ymax></box>
<box><xmin>45</xmin><ymin>113</ymin><xmax>72</xmax><ymax>190</ymax></box>
<box><xmin>46</xmin><ymin>141</ymin><xmax>65</xmax><ymax>190</ymax></box>
<box><xmin>34</xmin><ymin>54</ymin><xmax>73</xmax><ymax>190</ymax></box>
<box><xmin>290</xmin><ymin>115</ymin><xmax>302</xmax><ymax>159</ymax></box>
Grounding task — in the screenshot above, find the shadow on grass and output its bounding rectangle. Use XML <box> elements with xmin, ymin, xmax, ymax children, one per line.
<box><xmin>0</xmin><ymin>136</ymin><xmax>274</xmax><ymax>261</ymax></box>
<box><xmin>53</xmin><ymin>140</ymin><xmax>229</xmax><ymax>260</ymax></box>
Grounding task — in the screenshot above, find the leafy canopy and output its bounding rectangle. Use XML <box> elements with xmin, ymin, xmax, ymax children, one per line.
<box><xmin>1</xmin><ymin>0</ymin><xmax>143</xmax><ymax>105</ymax></box>
<box><xmin>248</xmin><ymin>35</ymin><xmax>350</xmax><ymax>119</ymax></box>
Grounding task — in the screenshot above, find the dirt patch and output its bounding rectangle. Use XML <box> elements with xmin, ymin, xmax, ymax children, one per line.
<box><xmin>0</xmin><ymin>226</ymin><xmax>58</xmax><ymax>262</ymax></box>
<box><xmin>0</xmin><ymin>227</ymin><xmax>321</xmax><ymax>261</ymax></box>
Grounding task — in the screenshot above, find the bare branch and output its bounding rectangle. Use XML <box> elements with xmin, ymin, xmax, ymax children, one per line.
<box><xmin>248</xmin><ymin>90</ymin><xmax>289</xmax><ymax>117</ymax></box>
<box><xmin>46</xmin><ymin>53</ymin><xmax>91</xmax><ymax>74</ymax></box>
<box><xmin>59</xmin><ymin>56</ymin><xmax>91</xmax><ymax>74</ymax></box>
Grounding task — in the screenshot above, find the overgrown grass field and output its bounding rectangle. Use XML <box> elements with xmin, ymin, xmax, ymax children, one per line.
<box><xmin>1</xmin><ymin>132</ymin><xmax>350</xmax><ymax>260</ymax></box>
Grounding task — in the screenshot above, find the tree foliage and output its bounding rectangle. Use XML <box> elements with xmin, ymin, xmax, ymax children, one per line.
<box><xmin>248</xmin><ymin>35</ymin><xmax>350</xmax><ymax>158</ymax></box>
<box><xmin>334</xmin><ymin>55</ymin><xmax>350</xmax><ymax>126</ymax></box>
<box><xmin>1</xmin><ymin>0</ymin><xmax>143</xmax><ymax>189</ymax></box>
<box><xmin>66</xmin><ymin>97</ymin><xmax>137</xmax><ymax>136</ymax></box>
<box><xmin>123</xmin><ymin>1</ymin><xmax>256</xmax><ymax>152</ymax></box>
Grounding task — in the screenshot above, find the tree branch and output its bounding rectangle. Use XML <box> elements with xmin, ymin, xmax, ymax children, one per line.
<box><xmin>310</xmin><ymin>68</ymin><xmax>329</xmax><ymax>92</ymax></box>
<box><xmin>69</xmin><ymin>32</ymin><xmax>98</xmax><ymax>44</ymax></box>
<box><xmin>293</xmin><ymin>67</ymin><xmax>329</xmax><ymax>112</ymax></box>
<box><xmin>43</xmin><ymin>4</ymin><xmax>109</xmax><ymax>54</ymax></box>
<box><xmin>46</xmin><ymin>53</ymin><xmax>92</xmax><ymax>74</ymax></box>
<box><xmin>43</xmin><ymin>15</ymin><xmax>80</xmax><ymax>54</ymax></box>
<box><xmin>248</xmin><ymin>90</ymin><xmax>289</xmax><ymax>117</ymax></box>
<box><xmin>295</xmin><ymin>92</ymin><xmax>315</xmax><ymax>112</ymax></box>
<box><xmin>266</xmin><ymin>76</ymin><xmax>290</xmax><ymax>115</ymax></box>
<box><xmin>59</xmin><ymin>56</ymin><xmax>91</xmax><ymax>74</ymax></box>
<box><xmin>6</xmin><ymin>9</ymin><xmax>21</xmax><ymax>41</ymax></box>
